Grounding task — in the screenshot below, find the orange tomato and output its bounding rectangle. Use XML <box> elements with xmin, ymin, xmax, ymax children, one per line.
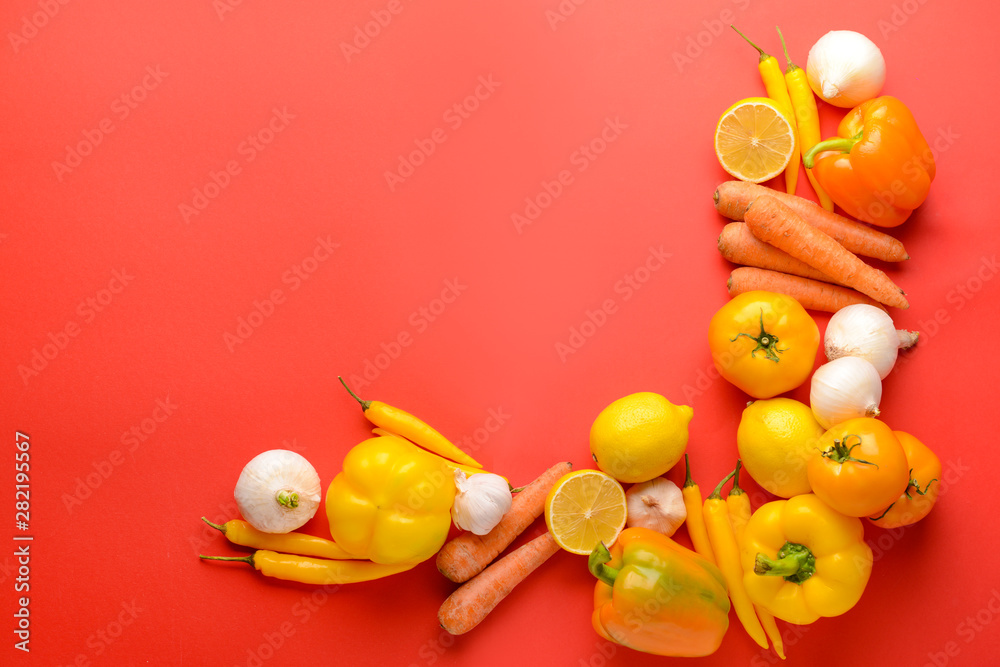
<box><xmin>868</xmin><ymin>431</ymin><xmax>942</xmax><ymax>529</ymax></box>
<box><xmin>707</xmin><ymin>291</ymin><xmax>819</xmax><ymax>399</ymax></box>
<box><xmin>807</xmin><ymin>418</ymin><xmax>909</xmax><ymax>518</ymax></box>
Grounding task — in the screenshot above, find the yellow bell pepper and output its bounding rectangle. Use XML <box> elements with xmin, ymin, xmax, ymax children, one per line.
<box><xmin>326</xmin><ymin>434</ymin><xmax>456</xmax><ymax>565</ymax></box>
<box><xmin>741</xmin><ymin>494</ymin><xmax>873</xmax><ymax>625</ymax></box>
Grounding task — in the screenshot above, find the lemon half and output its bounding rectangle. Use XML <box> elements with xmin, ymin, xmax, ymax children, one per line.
<box><xmin>544</xmin><ymin>470</ymin><xmax>627</xmax><ymax>555</ymax></box>
<box><xmin>714</xmin><ymin>97</ymin><xmax>796</xmax><ymax>183</ymax></box>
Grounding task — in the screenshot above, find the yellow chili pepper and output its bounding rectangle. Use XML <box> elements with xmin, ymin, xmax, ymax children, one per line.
<box><xmin>776</xmin><ymin>26</ymin><xmax>834</xmax><ymax>211</ymax></box>
<box><xmin>199</xmin><ymin>550</ymin><xmax>415</xmax><ymax>585</ymax></box>
<box><xmin>339</xmin><ymin>376</ymin><xmax>482</xmax><ymax>468</ymax></box>
<box><xmin>201</xmin><ymin>517</ymin><xmax>356</xmax><ymax>560</ymax></box>
<box><xmin>726</xmin><ymin>463</ymin><xmax>786</xmax><ymax>661</ymax></box>
<box><xmin>703</xmin><ymin>465</ymin><xmax>768</xmax><ymax>650</ymax></box>
<box><xmin>681</xmin><ymin>454</ymin><xmax>715</xmax><ymax>564</ymax></box>
<box><xmin>732</xmin><ymin>25</ymin><xmax>799</xmax><ymax>195</ymax></box>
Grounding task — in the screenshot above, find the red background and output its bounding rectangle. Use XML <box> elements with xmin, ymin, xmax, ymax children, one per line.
<box><xmin>4</xmin><ymin>1</ymin><xmax>1000</xmax><ymax>665</ymax></box>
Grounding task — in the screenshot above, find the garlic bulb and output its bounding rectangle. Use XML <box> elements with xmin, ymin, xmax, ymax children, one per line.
<box><xmin>824</xmin><ymin>304</ymin><xmax>919</xmax><ymax>379</ymax></box>
<box><xmin>810</xmin><ymin>356</ymin><xmax>883</xmax><ymax>429</ymax></box>
<box><xmin>806</xmin><ymin>31</ymin><xmax>886</xmax><ymax>108</ymax></box>
<box><xmin>624</xmin><ymin>477</ymin><xmax>686</xmax><ymax>536</ymax></box>
<box><xmin>234</xmin><ymin>450</ymin><xmax>322</xmax><ymax>533</ymax></box>
<box><xmin>451</xmin><ymin>469</ymin><xmax>512</xmax><ymax>535</ymax></box>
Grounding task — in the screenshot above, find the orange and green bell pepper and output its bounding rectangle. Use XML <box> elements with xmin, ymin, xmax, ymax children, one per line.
<box><xmin>742</xmin><ymin>494</ymin><xmax>873</xmax><ymax>625</ymax></box>
<box><xmin>588</xmin><ymin>527</ymin><xmax>730</xmax><ymax>657</ymax></box>
<box><xmin>326</xmin><ymin>434</ymin><xmax>456</xmax><ymax>565</ymax></box>
<box><xmin>804</xmin><ymin>96</ymin><xmax>935</xmax><ymax>228</ymax></box>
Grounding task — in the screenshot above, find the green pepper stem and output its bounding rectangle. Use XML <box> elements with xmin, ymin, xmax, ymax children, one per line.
<box><xmin>754</xmin><ymin>542</ymin><xmax>816</xmax><ymax>584</ymax></box>
<box><xmin>338</xmin><ymin>376</ymin><xmax>372</xmax><ymax>411</ymax></box>
<box><xmin>588</xmin><ymin>542</ymin><xmax>619</xmax><ymax>588</ymax></box>
<box><xmin>731</xmin><ymin>25</ymin><xmax>769</xmax><ymax>62</ymax></box>
<box><xmin>803</xmin><ymin>136</ymin><xmax>860</xmax><ymax>168</ymax></box>
<box><xmin>201</xmin><ymin>517</ymin><xmax>227</xmax><ymax>533</ymax></box>
<box><xmin>708</xmin><ymin>466</ymin><xmax>738</xmax><ymax>500</ymax></box>
<box><xmin>200</xmin><ymin>553</ymin><xmax>254</xmax><ymax>567</ymax></box>
<box><xmin>729</xmin><ymin>460</ymin><xmax>745</xmax><ymax>496</ymax></box>
<box><xmin>683</xmin><ymin>453</ymin><xmax>695</xmax><ymax>489</ymax></box>
<box><xmin>775</xmin><ymin>26</ymin><xmax>798</xmax><ymax>72</ymax></box>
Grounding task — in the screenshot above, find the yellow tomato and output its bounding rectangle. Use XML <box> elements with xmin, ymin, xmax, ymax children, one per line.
<box><xmin>708</xmin><ymin>291</ymin><xmax>819</xmax><ymax>399</ymax></box>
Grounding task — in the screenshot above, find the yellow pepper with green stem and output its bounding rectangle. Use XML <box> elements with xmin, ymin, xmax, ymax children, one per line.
<box><xmin>326</xmin><ymin>434</ymin><xmax>456</xmax><ymax>565</ymax></box>
<box><xmin>742</xmin><ymin>493</ymin><xmax>873</xmax><ymax>624</ymax></box>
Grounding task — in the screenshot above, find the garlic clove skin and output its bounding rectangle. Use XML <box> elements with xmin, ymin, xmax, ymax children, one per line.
<box><xmin>824</xmin><ymin>304</ymin><xmax>919</xmax><ymax>379</ymax></box>
<box><xmin>806</xmin><ymin>30</ymin><xmax>886</xmax><ymax>108</ymax></box>
<box><xmin>234</xmin><ymin>449</ymin><xmax>322</xmax><ymax>534</ymax></box>
<box><xmin>624</xmin><ymin>477</ymin><xmax>686</xmax><ymax>537</ymax></box>
<box><xmin>810</xmin><ymin>357</ymin><xmax>883</xmax><ymax>430</ymax></box>
<box><xmin>451</xmin><ymin>469</ymin><xmax>513</xmax><ymax>536</ymax></box>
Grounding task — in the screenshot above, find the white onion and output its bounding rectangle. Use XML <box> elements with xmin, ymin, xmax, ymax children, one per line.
<box><xmin>824</xmin><ymin>304</ymin><xmax>919</xmax><ymax>379</ymax></box>
<box><xmin>806</xmin><ymin>31</ymin><xmax>886</xmax><ymax>108</ymax></box>
<box><xmin>234</xmin><ymin>450</ymin><xmax>322</xmax><ymax>533</ymax></box>
<box><xmin>810</xmin><ymin>357</ymin><xmax>883</xmax><ymax>429</ymax></box>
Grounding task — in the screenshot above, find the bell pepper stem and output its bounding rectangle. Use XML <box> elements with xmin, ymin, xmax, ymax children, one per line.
<box><xmin>588</xmin><ymin>542</ymin><xmax>619</xmax><ymax>588</ymax></box>
<box><xmin>754</xmin><ymin>542</ymin><xmax>816</xmax><ymax>584</ymax></box>
<box><xmin>201</xmin><ymin>517</ymin><xmax>227</xmax><ymax>533</ymax></box>
<box><xmin>338</xmin><ymin>375</ymin><xmax>372</xmax><ymax>411</ymax></box>
<box><xmin>803</xmin><ymin>135</ymin><xmax>862</xmax><ymax>168</ymax></box>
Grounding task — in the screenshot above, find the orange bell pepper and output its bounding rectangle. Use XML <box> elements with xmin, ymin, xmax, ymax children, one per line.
<box><xmin>588</xmin><ymin>527</ymin><xmax>730</xmax><ymax>657</ymax></box>
<box><xmin>804</xmin><ymin>96</ymin><xmax>935</xmax><ymax>227</ymax></box>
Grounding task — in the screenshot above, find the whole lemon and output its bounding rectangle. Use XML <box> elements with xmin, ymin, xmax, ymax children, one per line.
<box><xmin>589</xmin><ymin>392</ymin><xmax>692</xmax><ymax>484</ymax></box>
<box><xmin>737</xmin><ymin>398</ymin><xmax>823</xmax><ymax>498</ymax></box>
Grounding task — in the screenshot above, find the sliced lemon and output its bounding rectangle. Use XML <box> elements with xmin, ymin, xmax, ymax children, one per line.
<box><xmin>544</xmin><ymin>469</ymin><xmax>627</xmax><ymax>555</ymax></box>
<box><xmin>714</xmin><ymin>97</ymin><xmax>796</xmax><ymax>183</ymax></box>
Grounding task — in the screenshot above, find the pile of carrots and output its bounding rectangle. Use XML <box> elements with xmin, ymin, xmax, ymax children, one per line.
<box><xmin>436</xmin><ymin>462</ymin><xmax>572</xmax><ymax>635</ymax></box>
<box><xmin>714</xmin><ymin>180</ymin><xmax>910</xmax><ymax>312</ymax></box>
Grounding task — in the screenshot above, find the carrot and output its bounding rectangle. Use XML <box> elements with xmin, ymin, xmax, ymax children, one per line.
<box><xmin>438</xmin><ymin>532</ymin><xmax>560</xmax><ymax>635</ymax></box>
<box><xmin>436</xmin><ymin>461</ymin><xmax>572</xmax><ymax>583</ymax></box>
<box><xmin>713</xmin><ymin>181</ymin><xmax>909</xmax><ymax>262</ymax></box>
<box><xmin>719</xmin><ymin>222</ymin><xmax>835</xmax><ymax>284</ymax></box>
<box><xmin>744</xmin><ymin>196</ymin><xmax>909</xmax><ymax>309</ymax></box>
<box><xmin>728</xmin><ymin>268</ymin><xmax>887</xmax><ymax>313</ymax></box>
